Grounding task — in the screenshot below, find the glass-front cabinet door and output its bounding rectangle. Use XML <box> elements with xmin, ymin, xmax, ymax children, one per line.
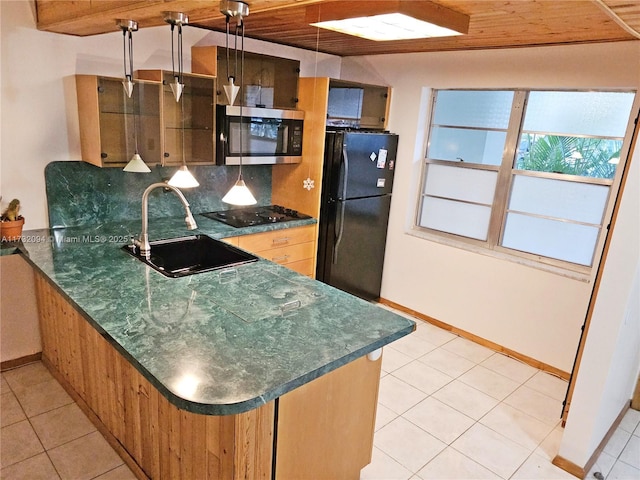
<box><xmin>76</xmin><ymin>75</ymin><xmax>161</xmax><ymax>167</ymax></box>
<box><xmin>136</xmin><ymin>70</ymin><xmax>216</xmax><ymax>165</ymax></box>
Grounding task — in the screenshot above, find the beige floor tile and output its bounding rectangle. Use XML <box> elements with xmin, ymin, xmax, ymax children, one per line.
<box><xmin>511</xmin><ymin>452</ymin><xmax>576</xmax><ymax>479</ymax></box>
<box><xmin>588</xmin><ymin>450</ymin><xmax>616</xmax><ymax>479</ymax></box>
<box><xmin>503</xmin><ymin>385</ymin><xmax>563</xmax><ymax>426</ymax></box>
<box><xmin>3</xmin><ymin>363</ymin><xmax>54</xmax><ymax>391</ymax></box>
<box><xmin>1</xmin><ymin>392</ymin><xmax>27</xmax><ymax>427</ymax></box>
<box><xmin>375</xmin><ymin>417</ymin><xmax>446</xmax><ymax>473</ymax></box>
<box><xmin>378</xmin><ymin>375</ymin><xmax>428</xmax><ymax>415</ymax></box>
<box><xmin>1</xmin><ymin>374</ymin><xmax>10</xmax><ymax>392</ymax></box>
<box><xmin>480</xmin><ymin>353</ymin><xmax>538</xmax><ymax>384</ymax></box>
<box><xmin>30</xmin><ymin>403</ymin><xmax>96</xmax><ymax>450</ymax></box>
<box><xmin>382</xmin><ymin>347</ymin><xmax>414</xmax><ymax>373</ymax></box>
<box><xmin>479</xmin><ymin>403</ymin><xmax>554</xmax><ymax>451</ymax></box>
<box><xmin>93</xmin><ymin>464</ymin><xmax>137</xmax><ymax>480</ymax></box>
<box><xmin>404</xmin><ymin>397</ymin><xmax>475</xmax><ymax>445</ymax></box>
<box><xmin>418</xmin><ymin>348</ymin><xmax>475</xmax><ymax>378</ymax></box>
<box><xmin>432</xmin><ymin>380</ymin><xmax>499</xmax><ymax>421</ymax></box>
<box><xmin>0</xmin><ymin>452</ymin><xmax>60</xmax><ymax>480</ymax></box>
<box><xmin>441</xmin><ymin>338</ymin><xmax>494</xmax><ymax>364</ymax></box>
<box><xmin>451</xmin><ymin>423</ymin><xmax>530</xmax><ymax>479</ymax></box>
<box><xmin>11</xmin><ymin>378</ymin><xmax>73</xmax><ymax>418</ymax></box>
<box><xmin>360</xmin><ymin>446</ymin><xmax>413</xmax><ymax>480</ymax></box>
<box><xmin>412</xmin><ymin>322</ymin><xmax>458</xmax><ymax>347</ymax></box>
<box><xmin>606</xmin><ymin>459</ymin><xmax>640</xmax><ymax>480</ymax></box>
<box><xmin>619</xmin><ymin>434</ymin><xmax>640</xmax><ymax>469</ymax></box>
<box><xmin>48</xmin><ymin>431</ymin><xmax>122</xmax><ymax>480</ymax></box>
<box><xmin>523</xmin><ymin>372</ymin><xmax>568</xmax><ymax>401</ymax></box>
<box><xmin>416</xmin><ymin>447</ymin><xmax>500</xmax><ymax>479</ymax></box>
<box><xmin>533</xmin><ymin>424</ymin><xmax>564</xmax><ymax>461</ymax></box>
<box><xmin>389</xmin><ymin>333</ymin><xmax>438</xmax><ymax>359</ymax></box>
<box><xmin>619</xmin><ymin>408</ymin><xmax>640</xmax><ymax>434</ymax></box>
<box><xmin>458</xmin><ymin>365</ymin><xmax>520</xmax><ymax>401</ymax></box>
<box><xmin>0</xmin><ymin>420</ymin><xmax>44</xmax><ymax>468</ymax></box>
<box><xmin>603</xmin><ymin>428</ymin><xmax>632</xmax><ymax>458</ymax></box>
<box><xmin>392</xmin><ymin>361</ymin><xmax>453</xmax><ymax>395</ymax></box>
<box><xmin>375</xmin><ymin>403</ymin><xmax>398</xmax><ymax>432</ymax></box>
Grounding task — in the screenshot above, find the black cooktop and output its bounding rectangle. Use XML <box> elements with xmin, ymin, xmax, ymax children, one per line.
<box><xmin>201</xmin><ymin>205</ymin><xmax>311</xmax><ymax>228</ymax></box>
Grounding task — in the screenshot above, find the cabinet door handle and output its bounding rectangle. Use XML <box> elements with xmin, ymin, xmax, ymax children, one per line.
<box><xmin>272</xmin><ymin>254</ymin><xmax>290</xmax><ymax>263</ymax></box>
<box><xmin>272</xmin><ymin>237</ymin><xmax>290</xmax><ymax>246</ymax></box>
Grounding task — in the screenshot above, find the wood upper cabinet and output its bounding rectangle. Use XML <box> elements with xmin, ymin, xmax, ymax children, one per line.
<box><xmin>75</xmin><ymin>75</ymin><xmax>162</xmax><ymax>168</ymax></box>
<box><xmin>327</xmin><ymin>79</ymin><xmax>391</xmax><ymax>130</ymax></box>
<box><xmin>136</xmin><ymin>70</ymin><xmax>216</xmax><ymax>165</ymax></box>
<box><xmin>191</xmin><ymin>46</ymin><xmax>300</xmax><ymax>110</ymax></box>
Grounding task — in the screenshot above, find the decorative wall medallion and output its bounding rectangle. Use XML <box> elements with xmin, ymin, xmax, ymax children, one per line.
<box><xmin>303</xmin><ymin>177</ymin><xmax>315</xmax><ymax>191</ymax></box>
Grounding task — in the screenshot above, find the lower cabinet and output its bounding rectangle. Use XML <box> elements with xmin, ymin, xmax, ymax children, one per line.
<box><xmin>224</xmin><ymin>224</ymin><xmax>317</xmax><ymax>277</ymax></box>
<box><xmin>34</xmin><ymin>270</ymin><xmax>380</xmax><ymax>480</ymax></box>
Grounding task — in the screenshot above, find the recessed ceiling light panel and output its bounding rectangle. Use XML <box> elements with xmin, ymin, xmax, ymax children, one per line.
<box><xmin>312</xmin><ymin>13</ymin><xmax>464</xmax><ymax>41</ymax></box>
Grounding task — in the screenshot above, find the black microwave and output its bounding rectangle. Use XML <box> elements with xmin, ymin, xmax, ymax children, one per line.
<box><xmin>216</xmin><ymin>105</ymin><xmax>304</xmax><ymax>165</ymax></box>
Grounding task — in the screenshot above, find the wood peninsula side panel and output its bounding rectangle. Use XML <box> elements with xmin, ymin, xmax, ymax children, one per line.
<box><xmin>275</xmin><ymin>353</ymin><xmax>381</xmax><ymax>480</ymax></box>
<box><xmin>33</xmin><ymin>272</ymin><xmax>274</xmax><ymax>480</ymax></box>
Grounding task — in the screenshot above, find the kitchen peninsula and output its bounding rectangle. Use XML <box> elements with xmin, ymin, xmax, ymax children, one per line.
<box><xmin>17</xmin><ymin>208</ymin><xmax>414</xmax><ymax>479</ymax></box>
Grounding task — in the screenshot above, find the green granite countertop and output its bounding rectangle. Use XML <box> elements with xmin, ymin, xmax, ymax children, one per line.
<box><xmin>18</xmin><ymin>215</ymin><xmax>415</xmax><ymax>415</ymax></box>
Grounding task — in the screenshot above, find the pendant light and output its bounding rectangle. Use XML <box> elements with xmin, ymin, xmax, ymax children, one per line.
<box><xmin>118</xmin><ymin>19</ymin><xmax>151</xmax><ymax>173</ymax></box>
<box><xmin>165</xmin><ymin>12</ymin><xmax>199</xmax><ymax>189</ymax></box>
<box><xmin>221</xmin><ymin>0</ymin><xmax>257</xmax><ymax>206</ymax></box>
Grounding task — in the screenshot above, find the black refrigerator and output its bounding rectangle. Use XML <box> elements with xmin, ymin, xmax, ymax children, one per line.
<box><xmin>316</xmin><ymin>130</ymin><xmax>399</xmax><ymax>301</ymax></box>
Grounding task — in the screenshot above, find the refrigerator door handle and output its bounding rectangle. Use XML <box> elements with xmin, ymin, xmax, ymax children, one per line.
<box><xmin>339</xmin><ymin>144</ymin><xmax>350</xmax><ymax>201</ymax></box>
<box><xmin>333</xmin><ymin>200</ymin><xmax>346</xmax><ymax>264</ymax></box>
<box><xmin>333</xmin><ymin>145</ymin><xmax>350</xmax><ymax>264</ymax></box>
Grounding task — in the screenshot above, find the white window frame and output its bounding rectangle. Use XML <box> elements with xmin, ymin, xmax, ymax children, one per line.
<box><xmin>413</xmin><ymin>88</ymin><xmax>638</xmax><ymax>279</ymax></box>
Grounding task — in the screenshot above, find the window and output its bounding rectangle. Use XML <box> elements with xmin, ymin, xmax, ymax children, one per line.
<box><xmin>417</xmin><ymin>89</ymin><xmax>636</xmax><ymax>270</ymax></box>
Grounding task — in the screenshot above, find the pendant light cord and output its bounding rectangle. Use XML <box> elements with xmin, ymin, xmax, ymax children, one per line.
<box><xmin>122</xmin><ymin>28</ymin><xmax>133</xmax><ymax>82</ymax></box>
<box><xmin>178</xmin><ymin>24</ymin><xmax>183</xmax><ymax>84</ymax></box>
<box><xmin>170</xmin><ymin>24</ymin><xmax>176</xmax><ymax>81</ymax></box>
<box><xmin>238</xmin><ymin>18</ymin><xmax>244</xmax><ymax>180</ymax></box>
<box><xmin>122</xmin><ymin>27</ymin><xmax>139</xmax><ymax>155</ymax></box>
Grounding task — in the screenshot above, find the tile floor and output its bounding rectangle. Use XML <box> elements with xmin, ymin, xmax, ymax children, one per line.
<box><xmin>362</xmin><ymin>313</ymin><xmax>640</xmax><ymax>480</ymax></box>
<box><xmin>1</xmin><ymin>315</ymin><xmax>639</xmax><ymax>480</ymax></box>
<box><xmin>1</xmin><ymin>362</ymin><xmax>136</xmax><ymax>480</ymax></box>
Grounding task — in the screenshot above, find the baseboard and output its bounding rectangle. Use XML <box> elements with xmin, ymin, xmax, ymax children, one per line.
<box><xmin>554</xmin><ymin>401</ymin><xmax>631</xmax><ymax>479</ymax></box>
<box><xmin>378</xmin><ymin>298</ymin><xmax>570</xmax><ymax>380</ymax></box>
<box><xmin>552</xmin><ymin>455</ymin><xmax>585</xmax><ymax>479</ymax></box>
<box><xmin>1</xmin><ymin>352</ymin><xmax>42</xmax><ymax>372</ymax></box>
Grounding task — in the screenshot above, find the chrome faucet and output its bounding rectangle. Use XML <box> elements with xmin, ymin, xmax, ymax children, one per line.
<box><xmin>134</xmin><ymin>182</ymin><xmax>198</xmax><ymax>258</ymax></box>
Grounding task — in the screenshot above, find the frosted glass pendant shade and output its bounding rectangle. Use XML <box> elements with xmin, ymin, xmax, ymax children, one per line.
<box><xmin>223</xmin><ymin>78</ymin><xmax>240</xmax><ymax>105</ymax></box>
<box><xmin>168</xmin><ymin>165</ymin><xmax>200</xmax><ymax>188</ymax></box>
<box><xmin>123</xmin><ymin>153</ymin><xmax>151</xmax><ymax>173</ymax></box>
<box><xmin>222</xmin><ymin>177</ymin><xmax>257</xmax><ymax>205</ymax></box>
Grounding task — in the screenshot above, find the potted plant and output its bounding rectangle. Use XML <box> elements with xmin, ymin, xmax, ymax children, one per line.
<box><xmin>1</xmin><ymin>199</ymin><xmax>25</xmax><ymax>242</ymax></box>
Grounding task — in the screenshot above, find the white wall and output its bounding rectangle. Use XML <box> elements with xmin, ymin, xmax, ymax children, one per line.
<box><xmin>0</xmin><ymin>0</ymin><xmax>340</xmax><ymax>230</ymax></box>
<box><xmin>0</xmin><ymin>254</ymin><xmax>41</xmax><ymax>363</ymax></box>
<box><xmin>558</xmin><ymin>141</ymin><xmax>640</xmax><ymax>466</ymax></box>
<box><xmin>341</xmin><ymin>42</ymin><xmax>640</xmax><ymax>372</ymax></box>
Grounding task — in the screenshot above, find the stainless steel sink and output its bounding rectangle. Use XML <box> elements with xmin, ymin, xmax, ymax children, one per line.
<box><xmin>123</xmin><ymin>235</ymin><xmax>258</xmax><ymax>278</ymax></box>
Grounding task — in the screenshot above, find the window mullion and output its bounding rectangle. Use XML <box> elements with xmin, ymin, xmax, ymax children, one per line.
<box><xmin>486</xmin><ymin>90</ymin><xmax>528</xmax><ymax>247</ymax></box>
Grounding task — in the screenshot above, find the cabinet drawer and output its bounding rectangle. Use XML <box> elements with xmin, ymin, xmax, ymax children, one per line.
<box><xmin>286</xmin><ymin>258</ymin><xmax>315</xmax><ymax>277</ymax></box>
<box><xmin>221</xmin><ymin>236</ymin><xmax>239</xmax><ymax>246</ymax></box>
<box><xmin>259</xmin><ymin>242</ymin><xmax>315</xmax><ymax>266</ymax></box>
<box><xmin>237</xmin><ymin>225</ymin><xmax>315</xmax><ymax>252</ymax></box>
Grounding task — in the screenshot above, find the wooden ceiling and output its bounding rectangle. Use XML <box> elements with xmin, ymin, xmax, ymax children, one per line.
<box><xmin>36</xmin><ymin>0</ymin><xmax>640</xmax><ymax>56</ymax></box>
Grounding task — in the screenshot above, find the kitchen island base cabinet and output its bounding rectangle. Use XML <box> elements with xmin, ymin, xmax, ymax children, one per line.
<box><xmin>34</xmin><ymin>270</ymin><xmax>381</xmax><ymax>479</ymax></box>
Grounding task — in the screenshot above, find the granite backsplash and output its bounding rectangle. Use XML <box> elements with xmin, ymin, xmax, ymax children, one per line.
<box><xmin>45</xmin><ymin>161</ymin><xmax>272</xmax><ymax>228</ymax></box>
